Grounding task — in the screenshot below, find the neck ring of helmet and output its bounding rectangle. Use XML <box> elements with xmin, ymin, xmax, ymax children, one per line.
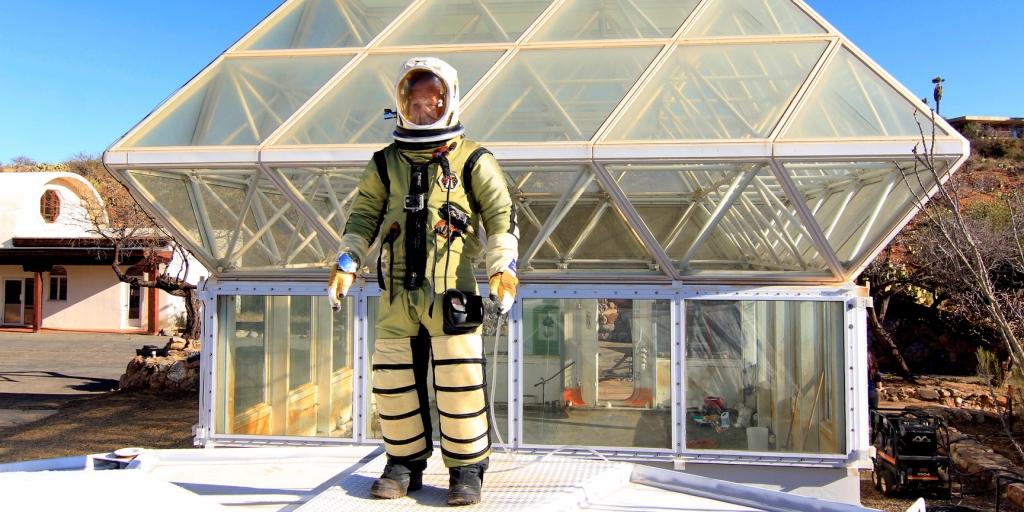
<box><xmin>393</xmin><ymin>124</ymin><xmax>465</xmax><ymax>144</ymax></box>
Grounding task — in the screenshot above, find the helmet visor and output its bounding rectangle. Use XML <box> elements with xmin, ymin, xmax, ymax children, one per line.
<box><xmin>397</xmin><ymin>70</ymin><xmax>449</xmax><ymax>127</ymax></box>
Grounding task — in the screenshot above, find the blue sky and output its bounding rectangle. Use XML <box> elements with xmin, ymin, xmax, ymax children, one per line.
<box><xmin>1</xmin><ymin>0</ymin><xmax>1021</xmax><ymax>164</ymax></box>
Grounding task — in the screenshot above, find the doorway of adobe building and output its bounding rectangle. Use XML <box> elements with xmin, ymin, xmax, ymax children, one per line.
<box><xmin>3</xmin><ymin>279</ymin><xmax>25</xmax><ymax>325</ymax></box>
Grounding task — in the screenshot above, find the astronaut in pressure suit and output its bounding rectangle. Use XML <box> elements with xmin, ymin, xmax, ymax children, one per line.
<box><xmin>327</xmin><ymin>57</ymin><xmax>518</xmax><ymax>506</ymax></box>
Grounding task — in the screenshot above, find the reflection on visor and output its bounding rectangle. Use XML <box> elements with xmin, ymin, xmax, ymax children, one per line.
<box><xmin>398</xmin><ymin>70</ymin><xmax>448</xmax><ymax>126</ymax></box>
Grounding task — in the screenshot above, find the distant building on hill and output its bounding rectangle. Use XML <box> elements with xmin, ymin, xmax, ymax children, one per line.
<box><xmin>947</xmin><ymin>116</ymin><xmax>1024</xmax><ymax>139</ymax></box>
<box><xmin>0</xmin><ymin>172</ymin><xmax>206</xmax><ymax>333</ymax></box>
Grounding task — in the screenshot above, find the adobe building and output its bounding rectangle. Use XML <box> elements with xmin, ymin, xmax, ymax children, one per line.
<box><xmin>103</xmin><ymin>0</ymin><xmax>969</xmax><ymax>501</ymax></box>
<box><xmin>0</xmin><ymin>172</ymin><xmax>202</xmax><ymax>333</ymax></box>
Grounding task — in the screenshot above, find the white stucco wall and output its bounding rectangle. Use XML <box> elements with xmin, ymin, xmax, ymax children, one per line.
<box><xmin>42</xmin><ymin>266</ymin><xmax>127</xmax><ymax>329</ymax></box>
<box><xmin>0</xmin><ymin>173</ymin><xmax>103</xmax><ymax>245</ymax></box>
<box><xmin>0</xmin><ymin>172</ymin><xmax>210</xmax><ymax>332</ymax></box>
<box><xmin>0</xmin><ymin>265</ymin><xmax>137</xmax><ymax>330</ymax></box>
<box><xmin>0</xmin><ymin>264</ymin><xmax>202</xmax><ymax>332</ymax></box>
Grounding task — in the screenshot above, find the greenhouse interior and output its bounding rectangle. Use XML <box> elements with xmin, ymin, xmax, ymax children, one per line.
<box><xmin>102</xmin><ymin>0</ymin><xmax>968</xmax><ymax>495</ymax></box>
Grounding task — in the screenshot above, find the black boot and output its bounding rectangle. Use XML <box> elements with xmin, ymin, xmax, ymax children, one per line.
<box><xmin>446</xmin><ymin>458</ymin><xmax>488</xmax><ymax>506</ymax></box>
<box><xmin>369</xmin><ymin>458</ymin><xmax>427</xmax><ymax>499</ymax></box>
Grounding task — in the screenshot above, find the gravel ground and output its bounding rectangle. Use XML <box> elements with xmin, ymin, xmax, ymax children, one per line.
<box><xmin>0</xmin><ymin>390</ymin><xmax>198</xmax><ymax>464</ymax></box>
<box><xmin>859</xmin><ymin>466</ymin><xmax>1024</xmax><ymax>512</ymax></box>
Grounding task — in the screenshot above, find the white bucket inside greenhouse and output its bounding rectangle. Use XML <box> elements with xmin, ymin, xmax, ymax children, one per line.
<box><xmin>747</xmin><ymin>427</ymin><xmax>770</xmax><ymax>451</ymax></box>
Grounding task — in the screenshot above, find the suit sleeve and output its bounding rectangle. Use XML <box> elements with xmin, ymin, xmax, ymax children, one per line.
<box><xmin>338</xmin><ymin>157</ymin><xmax>389</xmax><ymax>266</ymax></box>
<box><xmin>470</xmin><ymin>153</ymin><xmax>519</xmax><ymax>276</ymax></box>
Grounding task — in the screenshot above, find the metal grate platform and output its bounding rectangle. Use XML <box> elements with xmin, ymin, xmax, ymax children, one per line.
<box><xmin>297</xmin><ymin>451</ymin><xmax>634</xmax><ymax>511</ymax></box>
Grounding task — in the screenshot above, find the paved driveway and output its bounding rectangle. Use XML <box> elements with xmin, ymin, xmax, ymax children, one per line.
<box><xmin>0</xmin><ymin>331</ymin><xmax>165</xmax><ymax>411</ymax></box>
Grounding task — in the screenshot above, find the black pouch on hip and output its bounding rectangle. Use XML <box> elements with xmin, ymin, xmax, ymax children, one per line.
<box><xmin>442</xmin><ymin>289</ymin><xmax>484</xmax><ymax>335</ymax></box>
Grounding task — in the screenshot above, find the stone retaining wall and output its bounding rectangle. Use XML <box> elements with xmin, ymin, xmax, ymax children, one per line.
<box><xmin>119</xmin><ymin>337</ymin><xmax>200</xmax><ymax>391</ymax></box>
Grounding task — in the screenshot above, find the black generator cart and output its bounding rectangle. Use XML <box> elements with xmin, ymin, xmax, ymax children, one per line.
<box><xmin>871</xmin><ymin>410</ymin><xmax>952</xmax><ymax>499</ymax></box>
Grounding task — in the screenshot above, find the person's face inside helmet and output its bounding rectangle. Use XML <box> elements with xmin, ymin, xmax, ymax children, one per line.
<box><xmin>401</xmin><ymin>71</ymin><xmax>447</xmax><ymax>126</ymax></box>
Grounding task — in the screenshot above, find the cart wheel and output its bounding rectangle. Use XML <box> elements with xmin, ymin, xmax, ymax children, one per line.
<box><xmin>879</xmin><ymin>470</ymin><xmax>898</xmax><ymax>497</ymax></box>
<box><xmin>871</xmin><ymin>467</ymin><xmax>882</xmax><ymax>491</ymax></box>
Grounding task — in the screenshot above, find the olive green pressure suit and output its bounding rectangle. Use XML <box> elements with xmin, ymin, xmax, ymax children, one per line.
<box><xmin>340</xmin><ymin>136</ymin><xmax>516</xmax><ymax>467</ymax></box>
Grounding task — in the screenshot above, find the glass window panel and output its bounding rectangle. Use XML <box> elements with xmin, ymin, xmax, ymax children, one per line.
<box><xmin>364</xmin><ymin>295</ymin><xmax>510</xmax><ymax>444</ymax></box>
<box><xmin>685</xmin><ymin>0</ymin><xmax>824</xmax><ymax>37</ymax></box>
<box><xmin>289</xmin><ymin>296</ymin><xmax>314</xmax><ymax>390</ymax></box>
<box><xmin>197</xmin><ymin>170</ymin><xmax>332</xmax><ymax>270</ymax></box>
<box><xmin>508</xmin><ymin>165</ymin><xmax>657</xmax><ymax>272</ymax></box>
<box><xmin>605</xmin><ymin>42</ymin><xmax>826</xmax><ymax>140</ymax></box>
<box><xmin>461</xmin><ymin>47</ymin><xmax>659</xmax><ymax>142</ymax></box>
<box><xmin>685</xmin><ymin>300</ymin><xmax>845</xmax><ymax>455</ymax></box>
<box><xmin>194</xmin><ymin>172</ymin><xmax>267</xmax><ymax>266</ymax></box>
<box><xmin>275</xmin><ymin>167</ymin><xmax>365</xmax><ymax>237</ymax></box>
<box><xmin>530</xmin><ymin>0</ymin><xmax>699</xmax><ymax>41</ymax></box>
<box><xmin>383</xmin><ymin>0</ymin><xmax>550</xmax><ymax>45</ymax></box>
<box><xmin>782</xmin><ymin>160</ymin><xmax>947</xmax><ymax>268</ymax></box>
<box><xmin>218</xmin><ymin>295</ymin><xmax>268</xmax><ymax>435</ymax></box>
<box><xmin>216</xmin><ymin>295</ymin><xmax>354</xmax><ymax>438</ymax></box>
<box><xmin>261</xmin><ymin>190</ymin><xmax>324</xmax><ymax>267</ymax></box>
<box><xmin>277</xmin><ymin>52</ymin><xmax>503</xmax><ymax>145</ymax></box>
<box><xmin>133</xmin><ymin>169</ymin><xmax>334</xmax><ymax>271</ymax></box>
<box><xmin>332</xmin><ymin>296</ymin><xmax>356</xmax><ymax>438</ymax></box>
<box><xmin>237</xmin><ymin>0</ymin><xmax>412</xmax><ymax>50</ymax></box>
<box><xmin>606</xmin><ymin>163</ymin><xmax>828</xmax><ymax>274</ymax></box>
<box><xmin>126</xmin><ymin>171</ymin><xmax>204</xmax><ymax>250</ymax></box>
<box><xmin>785</xmin><ymin>48</ymin><xmax>947</xmax><ymax>138</ymax></box>
<box><xmin>125</xmin><ymin>56</ymin><xmax>352</xmax><ymax>147</ymax></box>
<box><xmin>522</xmin><ymin>297</ymin><xmax>673</xmax><ymax>450</ymax></box>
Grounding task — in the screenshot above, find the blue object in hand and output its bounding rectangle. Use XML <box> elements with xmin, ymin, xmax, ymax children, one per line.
<box><xmin>338</xmin><ymin>252</ymin><xmax>359</xmax><ymax>273</ymax></box>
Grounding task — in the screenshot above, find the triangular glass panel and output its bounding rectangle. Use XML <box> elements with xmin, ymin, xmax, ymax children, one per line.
<box><xmin>606</xmin><ymin>163</ymin><xmax>830</xmax><ymax>274</ymax></box>
<box><xmin>686</xmin><ymin>0</ymin><xmax>825</xmax><ymax>37</ymax></box>
<box><xmin>159</xmin><ymin>169</ymin><xmax>335</xmax><ymax>270</ymax></box>
<box><xmin>192</xmin><ymin>172</ymin><xmax>273</xmax><ymax>268</ymax></box>
<box><xmin>125</xmin><ymin>170</ymin><xmax>208</xmax><ymax>257</ymax></box>
<box><xmin>506</xmin><ymin>165</ymin><xmax>658</xmax><ymax>271</ymax></box>
<box><xmin>274</xmin><ymin>167</ymin><xmax>365</xmax><ymax>237</ymax></box>
<box><xmin>276</xmin><ymin>51</ymin><xmax>503</xmax><ymax>145</ymax></box>
<box><xmin>785</xmin><ymin>48</ymin><xmax>948</xmax><ymax>138</ymax></box>
<box><xmin>782</xmin><ymin>160</ymin><xmax>948</xmax><ymax>270</ymax></box>
<box><xmin>529</xmin><ymin>0</ymin><xmax>699</xmax><ymax>41</ymax></box>
<box><xmin>461</xmin><ymin>47</ymin><xmax>660</xmax><ymax>142</ymax></box>
<box><xmin>382</xmin><ymin>0</ymin><xmax>551</xmax><ymax>45</ymax></box>
<box><xmin>124</xmin><ymin>56</ymin><xmax>352</xmax><ymax>147</ymax></box>
<box><xmin>604</xmin><ymin>42</ymin><xmax>826</xmax><ymax>140</ymax></box>
<box><xmin>235</xmin><ymin>0</ymin><xmax>412</xmax><ymax>50</ymax></box>
<box><xmin>254</xmin><ymin>186</ymin><xmax>331</xmax><ymax>268</ymax></box>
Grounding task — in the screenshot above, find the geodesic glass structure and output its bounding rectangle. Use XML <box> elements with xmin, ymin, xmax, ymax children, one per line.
<box><xmin>105</xmin><ymin>0</ymin><xmax>967</xmax><ymax>479</ymax></box>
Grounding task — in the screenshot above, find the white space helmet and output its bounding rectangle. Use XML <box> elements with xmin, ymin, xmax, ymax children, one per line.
<box><xmin>393</xmin><ymin>57</ymin><xmax>464</xmax><ymax>143</ymax></box>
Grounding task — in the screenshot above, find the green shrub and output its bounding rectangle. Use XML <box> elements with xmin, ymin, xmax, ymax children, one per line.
<box><xmin>958</xmin><ymin>122</ymin><xmax>982</xmax><ymax>139</ymax></box>
<box><xmin>975</xmin><ymin>138</ymin><xmax>1023</xmax><ymax>160</ymax></box>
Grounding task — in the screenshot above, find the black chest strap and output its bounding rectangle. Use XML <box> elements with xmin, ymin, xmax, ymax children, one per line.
<box><xmin>357</xmin><ymin>149</ymin><xmax>390</xmax><ymax>248</ymax></box>
<box><xmin>462</xmin><ymin>147</ymin><xmax>491</xmax><ymax>212</ymax></box>
<box><xmin>374</xmin><ymin>149</ymin><xmax>390</xmax><ymax>194</ymax></box>
<box><xmin>402</xmin><ymin>155</ymin><xmax>430</xmax><ymax>291</ymax></box>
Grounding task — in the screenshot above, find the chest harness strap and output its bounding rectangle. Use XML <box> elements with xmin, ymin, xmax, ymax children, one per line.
<box><xmin>373</xmin><ymin>145</ymin><xmax>491</xmax><ymax>308</ymax></box>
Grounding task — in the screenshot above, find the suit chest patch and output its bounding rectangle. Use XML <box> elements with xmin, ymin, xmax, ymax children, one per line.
<box><xmin>437</xmin><ymin>172</ymin><xmax>460</xmax><ymax>191</ymax></box>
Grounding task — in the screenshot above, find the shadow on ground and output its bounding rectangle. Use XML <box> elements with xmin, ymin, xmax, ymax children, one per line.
<box><xmin>0</xmin><ymin>390</ymin><xmax>199</xmax><ymax>464</ymax></box>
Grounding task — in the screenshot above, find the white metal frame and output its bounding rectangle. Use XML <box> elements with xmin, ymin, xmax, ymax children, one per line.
<box><xmin>196</xmin><ymin>277</ymin><xmax>866</xmax><ymax>469</ymax></box>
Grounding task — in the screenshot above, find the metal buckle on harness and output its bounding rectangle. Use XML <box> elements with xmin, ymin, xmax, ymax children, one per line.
<box><xmin>403</xmin><ymin>194</ymin><xmax>425</xmax><ymax>212</ymax></box>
